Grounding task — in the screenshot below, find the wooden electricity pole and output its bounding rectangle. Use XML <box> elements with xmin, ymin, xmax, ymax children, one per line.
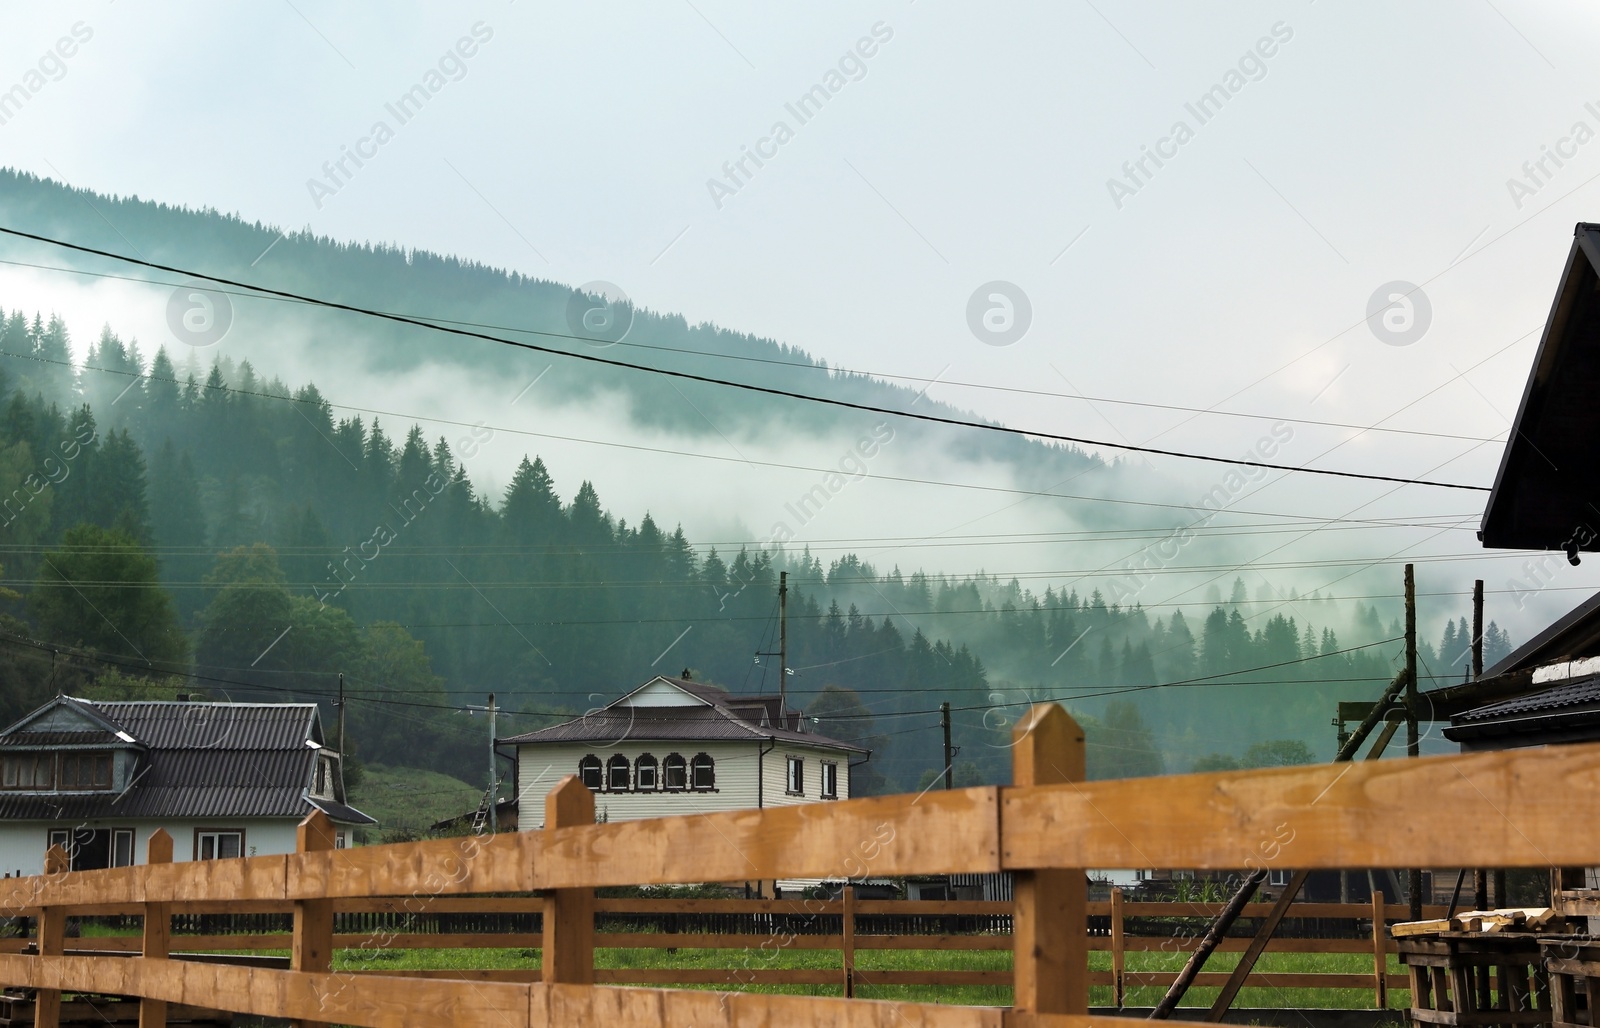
<box><xmin>779</xmin><ymin>571</ymin><xmax>788</xmax><ymax>714</ymax></box>
<box><xmin>1405</xmin><ymin>564</ymin><xmax>1422</xmax><ymax>920</ymax></box>
<box><xmin>941</xmin><ymin>701</ymin><xmax>953</xmax><ymax>789</ymax></box>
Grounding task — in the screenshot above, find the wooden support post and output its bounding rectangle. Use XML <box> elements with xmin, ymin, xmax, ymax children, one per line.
<box><xmin>290</xmin><ymin>810</ymin><xmax>336</xmax><ymax>1028</ymax></box>
<box><xmin>34</xmin><ymin>844</ymin><xmax>67</xmax><ymax>1028</ymax></box>
<box><xmin>1371</xmin><ymin>889</ymin><xmax>1388</xmax><ymax>1009</ymax></box>
<box><xmin>542</xmin><ymin>776</ymin><xmax>595</xmax><ymax>985</ymax></box>
<box><xmin>1206</xmin><ymin>867</ymin><xmax>1313</xmax><ymax>1020</ymax></box>
<box><xmin>842</xmin><ymin>885</ymin><xmax>857</xmax><ymax>998</ymax></box>
<box><xmin>139</xmin><ymin>829</ymin><xmax>173</xmax><ymax>1028</ymax></box>
<box><xmin>1011</xmin><ymin>703</ymin><xmax>1087</xmax><ymax>1015</ymax></box>
<box><xmin>1110</xmin><ymin>886</ymin><xmax>1126</xmax><ymax>1009</ymax></box>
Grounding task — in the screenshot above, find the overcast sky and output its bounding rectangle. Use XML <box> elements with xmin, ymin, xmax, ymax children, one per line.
<box><xmin>5</xmin><ymin>0</ymin><xmax>1600</xmax><ymax>648</ymax></box>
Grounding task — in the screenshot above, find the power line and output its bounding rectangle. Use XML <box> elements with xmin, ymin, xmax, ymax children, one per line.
<box><xmin>0</xmin><ymin>255</ymin><xmax>1506</xmax><ymax>446</ymax></box>
<box><xmin>0</xmin><ymin>225</ymin><xmax>1490</xmax><ymax>491</ymax></box>
<box><xmin>9</xmin><ymin>349</ymin><xmax>1489</xmax><ymax>527</ymax></box>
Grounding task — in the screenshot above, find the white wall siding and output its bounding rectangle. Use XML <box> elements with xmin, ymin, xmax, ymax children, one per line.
<box><xmin>0</xmin><ymin>819</ymin><xmax>305</xmax><ymax>877</ymax></box>
<box><xmin>760</xmin><ymin>745</ymin><xmax>852</xmax><ymax>808</ymax></box>
<box><xmin>517</xmin><ymin>739</ymin><xmax>860</xmax><ymax>829</ymax></box>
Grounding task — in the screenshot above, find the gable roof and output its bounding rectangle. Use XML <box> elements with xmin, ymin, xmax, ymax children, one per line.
<box><xmin>500</xmin><ymin>676</ymin><xmax>867</xmax><ymax>753</ymax></box>
<box><xmin>1480</xmin><ymin>222</ymin><xmax>1600</xmax><ymax>551</ymax></box>
<box><xmin>0</xmin><ymin>697</ymin><xmax>373</xmax><ymax>825</ymax></box>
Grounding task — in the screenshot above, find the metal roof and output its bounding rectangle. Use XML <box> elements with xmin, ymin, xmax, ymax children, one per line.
<box><xmin>501</xmin><ymin>679</ymin><xmax>867</xmax><ymax>754</ymax></box>
<box><xmin>1454</xmin><ymin>676</ymin><xmax>1600</xmax><ymax>723</ymax></box>
<box><xmin>0</xmin><ymin>697</ymin><xmax>372</xmax><ymax>825</ymax></box>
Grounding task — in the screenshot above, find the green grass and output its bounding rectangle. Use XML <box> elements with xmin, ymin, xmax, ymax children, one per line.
<box><xmin>327</xmin><ymin>942</ymin><xmax>1412</xmax><ymax>1009</ymax></box>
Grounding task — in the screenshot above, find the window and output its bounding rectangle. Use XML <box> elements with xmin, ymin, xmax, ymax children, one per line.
<box><xmin>111</xmin><ymin>829</ymin><xmax>133</xmax><ymax>868</ymax></box>
<box><xmin>690</xmin><ymin>753</ymin><xmax>715</xmax><ymax>791</ymax></box>
<box><xmin>58</xmin><ymin>752</ymin><xmax>112</xmax><ymax>791</ymax></box>
<box><xmin>578</xmin><ymin>755</ymin><xmax>602</xmax><ymax>791</ymax></box>
<box><xmin>314</xmin><ymin>756</ymin><xmax>336</xmax><ymax>797</ymax></box>
<box><xmin>3</xmin><ymin>754</ymin><xmax>54</xmax><ymax>790</ymax></box>
<box><xmin>820</xmin><ymin>761</ymin><xmax>838</xmax><ymax>800</ymax></box>
<box><xmin>1268</xmin><ymin>869</ymin><xmax>1291</xmax><ymax>887</ymax></box>
<box><xmin>607</xmin><ymin>754</ymin><xmax>631</xmax><ymax>792</ymax></box>
<box><xmin>196</xmin><ymin>830</ymin><xmax>243</xmax><ymax>860</ymax></box>
<box><xmin>663</xmin><ymin>753</ymin><xmax>687</xmax><ymax>791</ymax></box>
<box><xmin>635</xmin><ymin>754</ymin><xmax>658</xmax><ymax>791</ymax></box>
<box><xmin>47</xmin><ymin>829</ymin><xmax>68</xmax><ymax>856</ymax></box>
<box><xmin>786</xmin><ymin>756</ymin><xmax>804</xmax><ymax>796</ymax></box>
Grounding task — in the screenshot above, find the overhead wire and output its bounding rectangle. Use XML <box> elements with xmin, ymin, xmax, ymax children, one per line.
<box><xmin>0</xmin><ymin>226</ymin><xmax>1490</xmax><ymax>491</ymax></box>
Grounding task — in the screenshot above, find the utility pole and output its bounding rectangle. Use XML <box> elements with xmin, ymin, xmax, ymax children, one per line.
<box><xmin>488</xmin><ymin>693</ymin><xmax>498</xmax><ymax>834</ymax></box>
<box><xmin>1405</xmin><ymin>564</ymin><xmax>1422</xmax><ymax>920</ymax></box>
<box><xmin>778</xmin><ymin>572</ymin><xmax>788</xmax><ymax>718</ymax></box>
<box><xmin>336</xmin><ymin>672</ymin><xmax>346</xmax><ymax>757</ymax></box>
<box><xmin>941</xmin><ymin>701</ymin><xmax>953</xmax><ymax>790</ymax></box>
<box><xmin>1472</xmin><ymin>579</ymin><xmax>1489</xmax><ymax>914</ymax></box>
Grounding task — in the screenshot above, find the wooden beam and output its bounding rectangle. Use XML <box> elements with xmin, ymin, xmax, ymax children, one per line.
<box><xmin>1205</xmin><ymin>868</ymin><xmax>1312</xmax><ymax>1019</ymax></box>
<box><xmin>842</xmin><ymin>884</ymin><xmax>857</xmax><ymax>998</ymax></box>
<box><xmin>1372</xmin><ymin>889</ymin><xmax>1388</xmax><ymax>1009</ymax></box>
<box><xmin>139</xmin><ymin>829</ymin><xmax>173</xmax><ymax>1028</ymax></box>
<box><xmin>1001</xmin><ymin>740</ymin><xmax>1600</xmax><ymax>870</ymax></box>
<box><xmin>290</xmin><ymin>810</ymin><xmax>336</xmax><ymax>1028</ymax></box>
<box><xmin>1011</xmin><ymin>704</ymin><xmax>1087</xmax><ymax>1015</ymax></box>
<box><xmin>1110</xmin><ymin>886</ymin><xmax>1126</xmax><ymax>1008</ymax></box>
<box><xmin>35</xmin><ymin>844</ymin><xmax>68</xmax><ymax>1028</ymax></box>
<box><xmin>542</xmin><ymin>775</ymin><xmax>594</xmax><ymax>986</ymax></box>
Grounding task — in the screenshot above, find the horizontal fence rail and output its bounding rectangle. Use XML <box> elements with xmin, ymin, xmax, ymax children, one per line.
<box><xmin>0</xmin><ymin>705</ymin><xmax>1594</xmax><ymax>1027</ymax></box>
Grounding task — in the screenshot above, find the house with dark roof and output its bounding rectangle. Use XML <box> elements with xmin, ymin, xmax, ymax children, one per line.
<box><xmin>1427</xmin><ymin>221</ymin><xmax>1600</xmax><ymax>750</ymax></box>
<box><xmin>500</xmin><ymin>675</ymin><xmax>868</xmax><ymax>830</ymax></box>
<box><xmin>0</xmin><ymin>696</ymin><xmax>373</xmax><ymax>875</ymax></box>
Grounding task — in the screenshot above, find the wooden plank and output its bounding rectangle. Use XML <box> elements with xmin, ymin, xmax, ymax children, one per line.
<box><xmin>0</xmin><ymin>953</ymin><xmax>536</xmax><ymax>1027</ymax></box>
<box><xmin>35</xmin><ymin>843</ymin><xmax>67</xmax><ymax>1028</ymax></box>
<box><xmin>534</xmin><ymin>786</ymin><xmax>1000</xmax><ymax>889</ymax></box>
<box><xmin>539</xmin><ymin>982</ymin><xmax>1001</xmax><ymax>1027</ymax></box>
<box><xmin>140</xmin><ymin>829</ymin><xmax>173</xmax><ymax>1028</ymax></box>
<box><xmin>291</xmin><ymin>810</ymin><xmax>337</xmax><ymax>1028</ymax></box>
<box><xmin>542</xmin><ymin>776</ymin><xmax>594</xmax><ymax>986</ymax></box>
<box><xmin>1011</xmin><ymin>705</ymin><xmax>1087</xmax><ymax>1016</ymax></box>
<box><xmin>842</xmin><ymin>885</ymin><xmax>857</xmax><ymax>998</ymax></box>
<box><xmin>1205</xmin><ymin>867</ymin><xmax>1312</xmax><ymax>1019</ymax></box>
<box><xmin>1002</xmin><ymin>740</ymin><xmax>1600</xmax><ymax>870</ymax></box>
<box><xmin>1110</xmin><ymin>886</ymin><xmax>1126</xmax><ymax>1008</ymax></box>
<box><xmin>1372</xmin><ymin>889</ymin><xmax>1389</xmax><ymax>1009</ymax></box>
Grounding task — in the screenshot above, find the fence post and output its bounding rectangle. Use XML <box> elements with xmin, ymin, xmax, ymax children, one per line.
<box><xmin>1372</xmin><ymin>889</ymin><xmax>1388</xmax><ymax>1009</ymax></box>
<box><xmin>290</xmin><ymin>810</ymin><xmax>336</xmax><ymax>1028</ymax></box>
<box><xmin>842</xmin><ymin>885</ymin><xmax>857</xmax><ymax>998</ymax></box>
<box><xmin>1111</xmin><ymin>886</ymin><xmax>1126</xmax><ymax>1008</ymax></box>
<box><xmin>1012</xmin><ymin>703</ymin><xmax>1088</xmax><ymax>1015</ymax></box>
<box><xmin>34</xmin><ymin>844</ymin><xmax>67</xmax><ymax>1028</ymax></box>
<box><xmin>140</xmin><ymin>830</ymin><xmax>173</xmax><ymax>1028</ymax></box>
<box><xmin>543</xmin><ymin>776</ymin><xmax>595</xmax><ymax>985</ymax></box>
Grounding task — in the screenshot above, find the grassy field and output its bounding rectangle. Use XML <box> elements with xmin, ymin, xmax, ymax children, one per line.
<box><xmin>332</xmin><ymin>942</ymin><xmax>1412</xmax><ymax>1010</ymax></box>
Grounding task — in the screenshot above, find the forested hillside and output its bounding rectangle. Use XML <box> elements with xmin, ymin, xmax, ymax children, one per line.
<box><xmin>0</xmin><ymin>301</ymin><xmax>1511</xmax><ymax>795</ymax></box>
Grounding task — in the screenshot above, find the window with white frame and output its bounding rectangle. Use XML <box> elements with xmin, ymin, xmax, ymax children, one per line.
<box><xmin>196</xmin><ymin>830</ymin><xmax>243</xmax><ymax>860</ymax></box>
<box><xmin>111</xmin><ymin>829</ymin><xmax>134</xmax><ymax>868</ymax></box>
<box><xmin>690</xmin><ymin>753</ymin><xmax>715</xmax><ymax>791</ymax></box>
<box><xmin>607</xmin><ymin>754</ymin><xmax>631</xmax><ymax>792</ymax></box>
<box><xmin>663</xmin><ymin>753</ymin><xmax>687</xmax><ymax>791</ymax></box>
<box><xmin>635</xmin><ymin>753</ymin><xmax>658</xmax><ymax>791</ymax></box>
<box><xmin>820</xmin><ymin>761</ymin><xmax>838</xmax><ymax>799</ymax></box>
<box><xmin>786</xmin><ymin>755</ymin><xmax>804</xmax><ymax>795</ymax></box>
<box><xmin>578</xmin><ymin>755</ymin><xmax>602</xmax><ymax>790</ymax></box>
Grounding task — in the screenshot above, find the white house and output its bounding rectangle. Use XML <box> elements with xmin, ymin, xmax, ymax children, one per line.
<box><xmin>0</xmin><ymin>696</ymin><xmax>374</xmax><ymax>875</ymax></box>
<box><xmin>501</xmin><ymin>675</ymin><xmax>869</xmax><ymax>828</ymax></box>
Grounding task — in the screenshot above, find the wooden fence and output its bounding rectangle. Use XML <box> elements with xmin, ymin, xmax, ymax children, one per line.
<box><xmin>0</xmin><ymin>893</ymin><xmax>1441</xmax><ymax>1007</ymax></box>
<box><xmin>0</xmin><ymin>704</ymin><xmax>1593</xmax><ymax>1027</ymax></box>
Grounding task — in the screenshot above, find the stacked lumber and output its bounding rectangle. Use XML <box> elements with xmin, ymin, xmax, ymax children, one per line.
<box><xmin>1390</xmin><ymin>907</ymin><xmax>1560</xmax><ymax>937</ymax></box>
